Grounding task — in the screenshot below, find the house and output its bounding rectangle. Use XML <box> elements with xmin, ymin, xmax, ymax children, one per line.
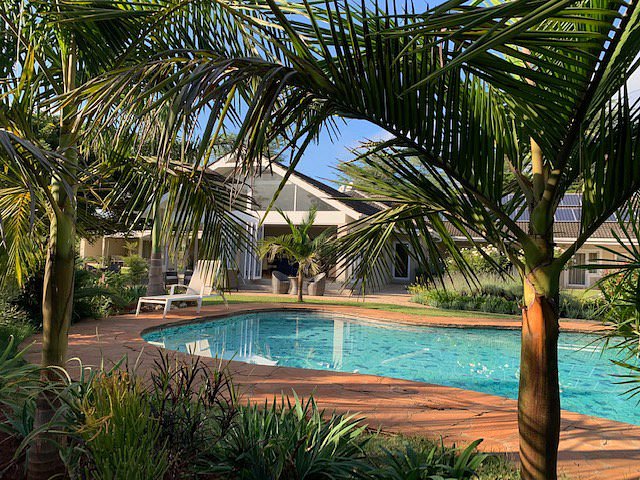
<box><xmin>79</xmin><ymin>159</ymin><xmax>630</xmax><ymax>290</ymax></box>
<box><xmin>442</xmin><ymin>194</ymin><xmax>632</xmax><ymax>289</ymax></box>
<box><xmin>79</xmin><ymin>157</ymin><xmax>420</xmax><ymax>286</ymax></box>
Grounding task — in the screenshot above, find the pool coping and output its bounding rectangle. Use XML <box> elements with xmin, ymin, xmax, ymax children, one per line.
<box><xmin>140</xmin><ymin>305</ymin><xmax>607</xmax><ymax>336</ymax></box>
<box><xmin>23</xmin><ymin>303</ymin><xmax>640</xmax><ymax>480</ymax></box>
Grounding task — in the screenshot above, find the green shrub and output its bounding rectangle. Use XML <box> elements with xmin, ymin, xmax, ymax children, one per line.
<box><xmin>71</xmin><ymin>372</ymin><xmax>170</xmax><ymax>480</ymax></box>
<box><xmin>8</xmin><ymin>267</ymin><xmax>45</xmax><ymax>328</ymax></box>
<box><xmin>0</xmin><ymin>293</ymin><xmax>34</xmax><ymax>354</ymax></box>
<box><xmin>558</xmin><ymin>293</ymin><xmax>602</xmax><ymax>320</ymax></box>
<box><xmin>0</xmin><ymin>340</ymin><xmax>49</xmax><ymax>474</ymax></box>
<box><xmin>11</xmin><ymin>258</ymin><xmax>149</xmax><ymax>324</ymax></box>
<box><xmin>411</xmin><ymin>287</ymin><xmax>520</xmax><ymax>315</ymax></box>
<box><xmin>0</xmin><ymin>339</ymin><xmax>40</xmax><ymax>406</ymax></box>
<box><xmin>72</xmin><ymin>268</ymin><xmax>118</xmax><ymax>321</ymax></box>
<box><xmin>59</xmin><ymin>354</ymin><xmax>239</xmax><ymax>479</ymax></box>
<box><xmin>445</xmin><ymin>246</ymin><xmax>513</xmax><ymax>275</ymax></box>
<box><xmin>94</xmin><ymin>272</ymin><xmax>146</xmax><ymax>315</ymax></box>
<box><xmin>411</xmin><ymin>275</ymin><xmax>602</xmax><ymax>319</ymax></box>
<box><xmin>0</xmin><ymin>315</ymin><xmax>33</xmax><ymax>355</ymax></box>
<box><xmin>475</xmin><ymin>454</ymin><xmax>521</xmax><ymax>480</ymax></box>
<box><xmin>367</xmin><ymin>437</ymin><xmax>487</xmax><ymax>480</ymax></box>
<box><xmin>479</xmin><ymin>281</ymin><xmax>523</xmax><ymax>301</ymax></box>
<box><xmin>214</xmin><ymin>394</ymin><xmax>369</xmax><ymax>479</ymax></box>
<box><xmin>12</xmin><ymin>264</ymin><xmax>115</xmax><ymax>324</ymax></box>
<box><xmin>1</xmin><ymin>347</ymin><xmax>503</xmax><ymax>479</ymax></box>
<box><xmin>121</xmin><ymin>255</ymin><xmax>148</xmax><ymax>285</ymax></box>
<box><xmin>480</xmin><ymin>296</ymin><xmax>516</xmax><ymax>315</ymax></box>
<box><xmin>0</xmin><ymin>320</ymin><xmax>33</xmax><ymax>357</ymax></box>
<box><xmin>148</xmin><ymin>354</ymin><xmax>238</xmax><ymax>478</ymax></box>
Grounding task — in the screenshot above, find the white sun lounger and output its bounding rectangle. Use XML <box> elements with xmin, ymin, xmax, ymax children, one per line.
<box><xmin>136</xmin><ymin>260</ymin><xmax>220</xmax><ymax>319</ymax></box>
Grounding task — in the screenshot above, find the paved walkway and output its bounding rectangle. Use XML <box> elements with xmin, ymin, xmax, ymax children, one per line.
<box><xmin>24</xmin><ymin>303</ymin><xmax>640</xmax><ymax>480</ymax></box>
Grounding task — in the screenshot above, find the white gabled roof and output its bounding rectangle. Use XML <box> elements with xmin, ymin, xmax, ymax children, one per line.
<box><xmin>210</xmin><ymin>154</ymin><xmax>379</xmax><ymax>219</ymax></box>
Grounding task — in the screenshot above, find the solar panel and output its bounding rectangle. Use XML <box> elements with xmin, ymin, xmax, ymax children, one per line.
<box><xmin>555</xmin><ymin>209</ymin><xmax>575</xmax><ymax>222</ymax></box>
<box><xmin>560</xmin><ymin>194</ymin><xmax>582</xmax><ymax>207</ymax></box>
<box><xmin>605</xmin><ymin>210</ymin><xmax>630</xmax><ymax>222</ymax></box>
<box><xmin>571</xmin><ymin>208</ymin><xmax>581</xmax><ymax>221</ymax></box>
<box><xmin>508</xmin><ymin>208</ymin><xmax>529</xmax><ymax>221</ymax></box>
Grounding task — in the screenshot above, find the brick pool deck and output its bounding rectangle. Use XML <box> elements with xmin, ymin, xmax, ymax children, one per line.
<box><xmin>24</xmin><ymin>303</ymin><xmax>640</xmax><ymax>480</ymax></box>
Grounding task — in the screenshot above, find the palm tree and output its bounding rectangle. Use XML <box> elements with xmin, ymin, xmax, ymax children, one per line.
<box><xmin>259</xmin><ymin>208</ymin><xmax>330</xmax><ymax>302</ymax></box>
<box><xmin>69</xmin><ymin>1</ymin><xmax>640</xmax><ymax>478</ymax></box>
<box><xmin>145</xmin><ymin>134</ymin><xmax>240</xmax><ymax>296</ymax></box>
<box><xmin>0</xmin><ymin>1</ymin><xmax>250</xmax><ymax>476</ymax></box>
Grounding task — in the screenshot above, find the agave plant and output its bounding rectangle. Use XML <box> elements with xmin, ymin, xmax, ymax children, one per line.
<box><xmin>62</xmin><ymin>1</ymin><xmax>640</xmax><ymax>478</ymax></box>
<box><xmin>215</xmin><ymin>393</ymin><xmax>369</xmax><ymax>480</ymax></box>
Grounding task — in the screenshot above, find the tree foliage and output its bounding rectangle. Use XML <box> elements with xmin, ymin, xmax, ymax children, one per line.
<box><xmin>0</xmin><ymin>1</ymin><xmax>255</xmax><ymax>288</ymax></box>
<box><xmin>73</xmin><ymin>0</ymin><xmax>640</xmax><ymax>287</ymax></box>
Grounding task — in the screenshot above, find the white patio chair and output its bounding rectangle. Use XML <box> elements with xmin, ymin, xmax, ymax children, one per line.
<box><xmin>136</xmin><ymin>260</ymin><xmax>220</xmax><ymax>319</ymax></box>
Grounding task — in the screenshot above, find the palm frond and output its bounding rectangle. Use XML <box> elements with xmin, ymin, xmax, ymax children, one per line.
<box><xmin>68</xmin><ymin>0</ymin><xmax>640</xmax><ymax>292</ymax></box>
<box><xmin>259</xmin><ymin>207</ymin><xmax>328</xmax><ymax>275</ymax></box>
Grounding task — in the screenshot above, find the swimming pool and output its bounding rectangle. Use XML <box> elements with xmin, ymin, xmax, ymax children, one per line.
<box><xmin>143</xmin><ymin>310</ymin><xmax>639</xmax><ymax>425</ymax></box>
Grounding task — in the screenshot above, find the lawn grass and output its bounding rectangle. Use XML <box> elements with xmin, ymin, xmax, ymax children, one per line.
<box><xmin>204</xmin><ymin>293</ymin><xmax>520</xmax><ymax>320</ymax></box>
<box><xmin>563</xmin><ymin>287</ymin><xmax>602</xmax><ymax>299</ymax></box>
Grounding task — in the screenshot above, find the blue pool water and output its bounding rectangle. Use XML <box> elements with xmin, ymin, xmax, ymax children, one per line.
<box><xmin>143</xmin><ymin>311</ymin><xmax>639</xmax><ymax>425</ymax></box>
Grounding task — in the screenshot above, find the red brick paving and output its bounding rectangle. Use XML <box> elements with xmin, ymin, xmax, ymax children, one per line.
<box><xmin>23</xmin><ymin>303</ymin><xmax>640</xmax><ymax>480</ymax></box>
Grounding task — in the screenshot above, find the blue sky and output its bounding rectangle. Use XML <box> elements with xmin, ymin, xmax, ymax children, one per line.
<box><xmin>292</xmin><ymin>119</ymin><xmax>391</xmax><ymax>184</ymax></box>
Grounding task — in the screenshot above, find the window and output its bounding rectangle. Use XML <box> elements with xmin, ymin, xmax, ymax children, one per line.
<box><xmin>252</xmin><ymin>177</ymin><xmax>336</xmax><ymax>212</ymax></box>
<box><xmin>393</xmin><ymin>242</ymin><xmax>410</xmax><ymax>279</ymax></box>
<box><xmin>295</xmin><ymin>189</ymin><xmax>336</xmax><ymax>211</ymax></box>
<box><xmin>242</xmin><ymin>225</ymin><xmax>264</xmax><ymax>280</ymax></box>
<box><xmin>252</xmin><ymin>177</ymin><xmax>295</xmax><ymax>210</ymax></box>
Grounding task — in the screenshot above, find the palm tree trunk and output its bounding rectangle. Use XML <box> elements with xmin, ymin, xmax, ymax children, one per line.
<box><xmin>29</xmin><ymin>210</ymin><xmax>74</xmax><ymax>479</ymax></box>
<box><xmin>297</xmin><ymin>268</ymin><xmax>304</xmax><ymax>302</ymax></box>
<box><xmin>28</xmin><ymin>32</ymin><xmax>78</xmax><ymax>480</ymax></box>
<box><xmin>518</xmin><ymin>261</ymin><xmax>561</xmax><ymax>480</ymax></box>
<box><xmin>40</xmin><ymin>210</ymin><xmax>76</xmax><ymax>367</ymax></box>
<box><xmin>27</xmin><ymin>378</ymin><xmax>67</xmax><ymax>479</ymax></box>
<box><xmin>147</xmin><ymin>196</ymin><xmax>164</xmax><ymax>295</ymax></box>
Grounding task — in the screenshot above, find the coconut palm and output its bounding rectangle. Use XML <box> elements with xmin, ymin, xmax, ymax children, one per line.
<box><xmin>0</xmin><ymin>1</ymin><xmax>251</xmax><ymax>476</ymax></box>
<box><xmin>259</xmin><ymin>208</ymin><xmax>330</xmax><ymax>302</ymax></box>
<box><xmin>69</xmin><ymin>1</ymin><xmax>640</xmax><ymax>478</ymax></box>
